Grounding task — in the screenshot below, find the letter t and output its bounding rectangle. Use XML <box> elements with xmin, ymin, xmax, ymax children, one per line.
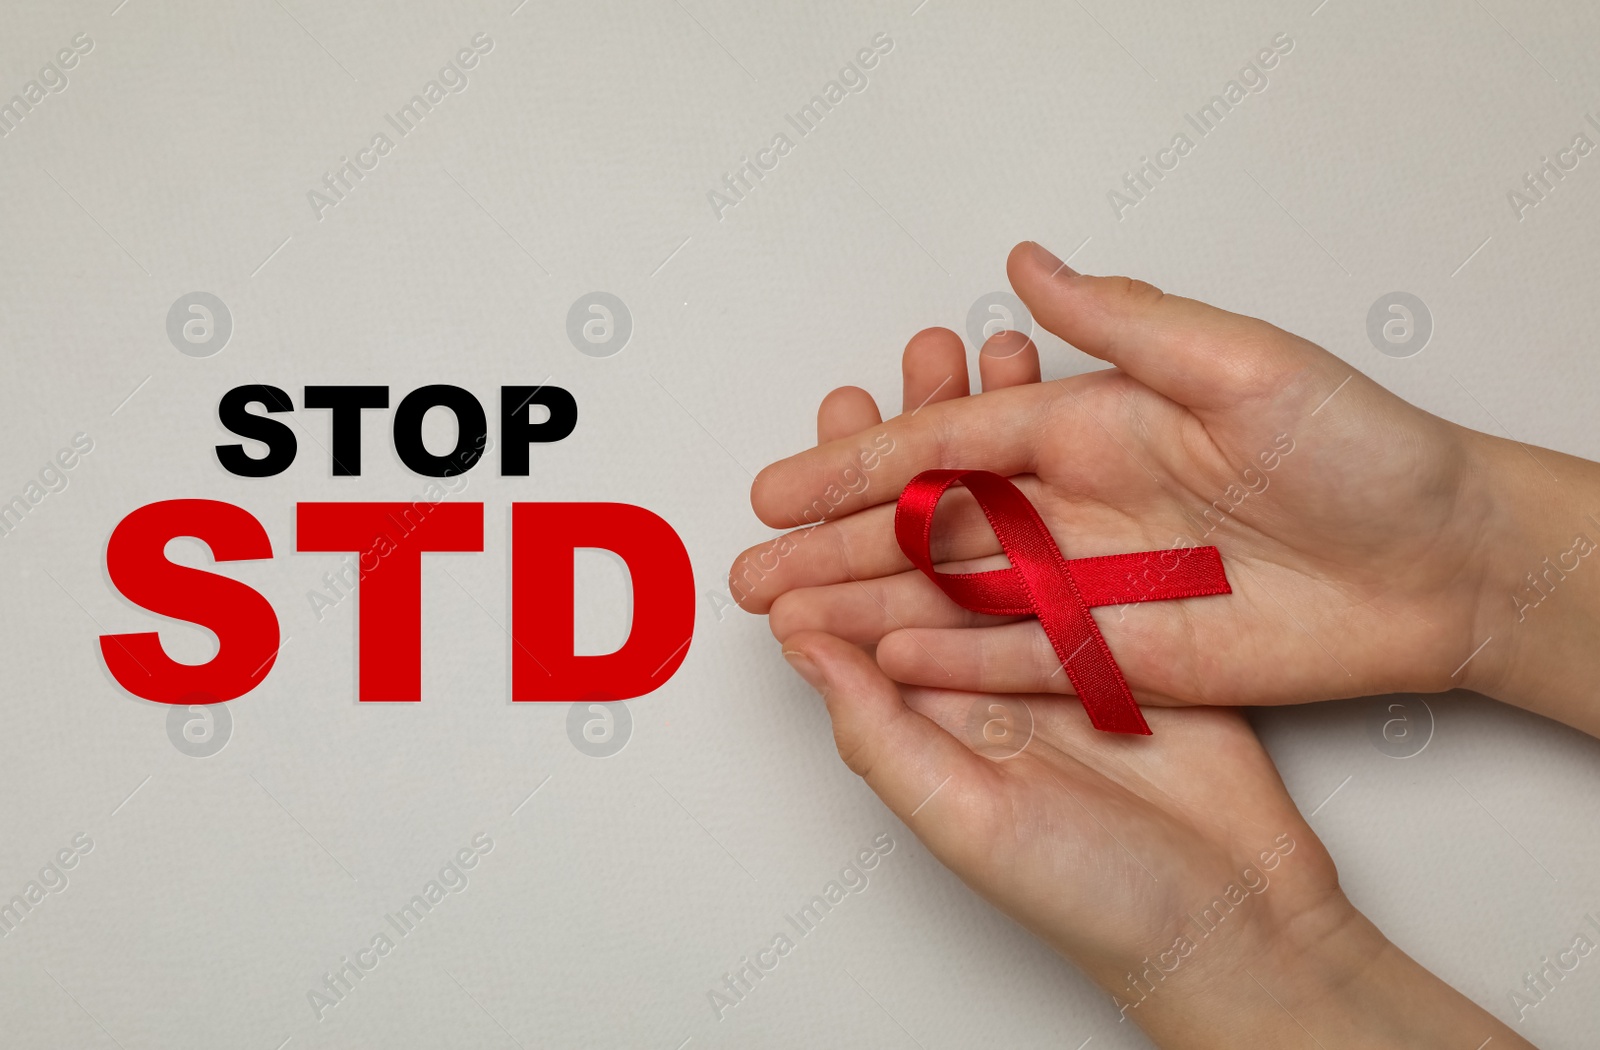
<box><xmin>297</xmin><ymin>502</ymin><xmax>483</xmax><ymax>700</ymax></box>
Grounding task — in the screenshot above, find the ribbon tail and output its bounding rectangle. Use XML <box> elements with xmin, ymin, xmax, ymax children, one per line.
<box><xmin>1069</xmin><ymin>546</ymin><xmax>1232</xmax><ymax>608</ymax></box>
<box><xmin>1030</xmin><ymin>572</ymin><xmax>1153</xmax><ymax>736</ymax></box>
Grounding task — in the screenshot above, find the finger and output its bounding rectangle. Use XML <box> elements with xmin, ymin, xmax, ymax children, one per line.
<box><xmin>902</xmin><ymin>327</ymin><xmax>970</xmax><ymax>414</ymax></box>
<box><xmin>768</xmin><ymin>559</ymin><xmax>1021</xmax><ymax>646</ymax></box>
<box><xmin>780</xmin><ymin>630</ymin><xmax>992</xmax><ymax>826</ymax></box>
<box><xmin>817</xmin><ymin>386</ymin><xmax>882</xmax><ymax>445</ymax></box>
<box><xmin>977</xmin><ymin>330</ymin><xmax>1041</xmax><ymax>391</ymax></box>
<box><xmin>741</xmin><ymin>480</ymin><xmax>1185</xmax><ymax>621</ymax></box>
<box><xmin>733</xmin><ymin>477</ymin><xmax>1064</xmax><ymax>614</ymax></box>
<box><xmin>1006</xmin><ymin>241</ymin><xmax>1338</xmax><ymax>413</ymax></box>
<box><xmin>878</xmin><ymin>622</ymin><xmax>1069</xmax><ymax>696</ymax></box>
<box><xmin>877</xmin><ymin>596</ymin><xmax>1232</xmax><ymax>706</ymax></box>
<box><xmin>745</xmin><ymin>396</ymin><xmax>1191</xmax><ymax>596</ymax></box>
<box><xmin>750</xmin><ymin>381</ymin><xmax>1053</xmax><ymax>529</ymax></box>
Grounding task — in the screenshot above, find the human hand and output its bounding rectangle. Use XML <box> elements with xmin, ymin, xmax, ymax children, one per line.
<box><xmin>733</xmin><ymin>241</ymin><xmax>1600</xmax><ymax>734</ymax></box>
<box><xmin>775</xmin><ymin>632</ymin><xmax>1525</xmax><ymax>1047</ymax></box>
<box><xmin>729</xmin><ymin>266</ymin><xmax>1543</xmax><ymax>1043</ymax></box>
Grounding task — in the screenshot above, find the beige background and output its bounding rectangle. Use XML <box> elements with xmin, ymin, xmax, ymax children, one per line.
<box><xmin>2</xmin><ymin>0</ymin><xmax>1600</xmax><ymax>1046</ymax></box>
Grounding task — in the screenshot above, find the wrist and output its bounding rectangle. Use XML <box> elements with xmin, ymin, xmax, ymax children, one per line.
<box><xmin>1120</xmin><ymin>891</ymin><xmax>1528</xmax><ymax>1050</ymax></box>
<box><xmin>1110</xmin><ymin>888</ymin><xmax>1365</xmax><ymax>1049</ymax></box>
<box><xmin>1458</xmin><ymin>428</ymin><xmax>1600</xmax><ymax>734</ymax></box>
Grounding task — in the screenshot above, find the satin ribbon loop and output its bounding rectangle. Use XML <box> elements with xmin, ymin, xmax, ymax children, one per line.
<box><xmin>894</xmin><ymin>469</ymin><xmax>1231</xmax><ymax>736</ymax></box>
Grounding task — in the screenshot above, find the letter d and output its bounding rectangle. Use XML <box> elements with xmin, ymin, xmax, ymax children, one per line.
<box><xmin>511</xmin><ymin>503</ymin><xmax>694</xmax><ymax>700</ymax></box>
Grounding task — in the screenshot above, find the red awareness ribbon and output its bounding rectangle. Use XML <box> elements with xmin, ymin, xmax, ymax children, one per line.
<box><xmin>894</xmin><ymin>469</ymin><xmax>1231</xmax><ymax>736</ymax></box>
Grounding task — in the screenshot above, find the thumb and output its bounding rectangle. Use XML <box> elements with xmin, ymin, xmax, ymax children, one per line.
<box><xmin>1007</xmin><ymin>241</ymin><xmax>1339</xmax><ymax>412</ymax></box>
<box><xmin>781</xmin><ymin>631</ymin><xmax>988</xmax><ymax>825</ymax></box>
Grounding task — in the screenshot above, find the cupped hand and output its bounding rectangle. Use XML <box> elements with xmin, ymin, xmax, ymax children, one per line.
<box><xmin>731</xmin><ymin>243</ymin><xmax>1539</xmax><ymax>1046</ymax></box>
<box><xmin>734</xmin><ymin>241</ymin><xmax>1507</xmax><ymax>711</ymax></box>
<box><xmin>783</xmin><ymin>628</ymin><xmax>1347</xmax><ymax>1012</ymax></box>
<box><xmin>772</xmin><ymin>636</ymin><xmax>1525</xmax><ymax>1048</ymax></box>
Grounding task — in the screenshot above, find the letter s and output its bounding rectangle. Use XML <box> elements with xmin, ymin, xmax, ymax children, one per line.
<box><xmin>217</xmin><ymin>385</ymin><xmax>297</xmax><ymax>477</ymax></box>
<box><xmin>100</xmin><ymin>500</ymin><xmax>281</xmax><ymax>703</ymax></box>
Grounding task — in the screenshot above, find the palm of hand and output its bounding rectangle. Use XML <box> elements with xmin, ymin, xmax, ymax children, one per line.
<box><xmin>743</xmin><ymin>273</ymin><xmax>1489</xmax><ymax>712</ymax></box>
<box><xmin>918</xmin><ymin>364</ymin><xmax>1490</xmax><ymax>708</ymax></box>
<box><xmin>909</xmin><ymin>693</ymin><xmax>1334</xmax><ymax>983</ymax></box>
<box><xmin>788</xmin><ymin>623</ymin><xmax>1340</xmax><ymax>998</ymax></box>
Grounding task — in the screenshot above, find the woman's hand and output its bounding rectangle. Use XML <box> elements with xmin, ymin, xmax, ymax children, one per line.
<box><xmin>773</xmin><ymin>634</ymin><xmax>1527</xmax><ymax>1048</ymax></box>
<box><xmin>727</xmin><ymin>245</ymin><xmax>1567</xmax><ymax>1045</ymax></box>
<box><xmin>733</xmin><ymin>241</ymin><xmax>1600</xmax><ymax>736</ymax></box>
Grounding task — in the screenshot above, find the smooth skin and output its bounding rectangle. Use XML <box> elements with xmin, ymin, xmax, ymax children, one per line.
<box><xmin>727</xmin><ymin>241</ymin><xmax>1600</xmax><ymax>1047</ymax></box>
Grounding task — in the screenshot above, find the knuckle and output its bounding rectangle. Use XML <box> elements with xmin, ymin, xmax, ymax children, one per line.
<box><xmin>1101</xmin><ymin>274</ymin><xmax>1167</xmax><ymax>312</ymax></box>
<box><xmin>828</xmin><ymin>520</ymin><xmax>857</xmax><ymax>580</ymax></box>
<box><xmin>834</xmin><ymin>722</ymin><xmax>878</xmax><ymax>779</ymax></box>
<box><xmin>1217</xmin><ymin>325</ymin><xmax>1294</xmax><ymax>397</ymax></box>
<box><xmin>927</xmin><ymin>411</ymin><xmax>956</xmax><ymax>468</ymax></box>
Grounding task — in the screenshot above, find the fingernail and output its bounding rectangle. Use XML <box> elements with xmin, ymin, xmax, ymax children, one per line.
<box><xmin>1028</xmin><ymin>240</ymin><xmax>1077</xmax><ymax>277</ymax></box>
<box><xmin>783</xmin><ymin>650</ymin><xmax>826</xmax><ymax>692</ymax></box>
